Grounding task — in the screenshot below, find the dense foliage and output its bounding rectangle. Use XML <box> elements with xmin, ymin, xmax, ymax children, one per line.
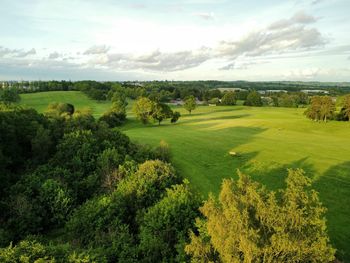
<box><xmin>185</xmin><ymin>169</ymin><xmax>335</xmax><ymax>262</ymax></box>
<box><xmin>244</xmin><ymin>91</ymin><xmax>263</xmax><ymax>106</ymax></box>
<box><xmin>133</xmin><ymin>97</ymin><xmax>180</xmax><ymax>125</ymax></box>
<box><xmin>305</xmin><ymin>96</ymin><xmax>336</xmax><ymax>122</ymax></box>
<box><xmin>0</xmin><ymin>95</ymin><xmax>339</xmax><ymax>262</ymax></box>
<box><xmin>0</xmin><ymin>88</ymin><xmax>21</xmax><ymax>104</ymax></box>
<box><xmin>0</xmin><ymin>102</ymin><xmax>198</xmax><ymax>262</ymax></box>
<box><xmin>183</xmin><ymin>96</ymin><xmax>197</xmax><ymax>114</ymax></box>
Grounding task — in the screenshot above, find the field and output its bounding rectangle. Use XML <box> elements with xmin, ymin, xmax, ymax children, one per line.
<box><xmin>19</xmin><ymin>91</ymin><xmax>111</xmax><ymax>118</ymax></box>
<box><xmin>19</xmin><ymin>91</ymin><xmax>350</xmax><ymax>260</ymax></box>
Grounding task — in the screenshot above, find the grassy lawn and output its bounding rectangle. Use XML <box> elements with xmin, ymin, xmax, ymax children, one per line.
<box><xmin>19</xmin><ymin>91</ymin><xmax>111</xmax><ymax>118</ymax></box>
<box><xmin>123</xmin><ymin>105</ymin><xmax>350</xmax><ymax>261</ymax></box>
<box><xmin>18</xmin><ymin>91</ymin><xmax>350</xmax><ymax>260</ymax></box>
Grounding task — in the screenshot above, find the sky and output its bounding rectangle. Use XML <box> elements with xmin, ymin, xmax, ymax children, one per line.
<box><xmin>0</xmin><ymin>0</ymin><xmax>349</xmax><ymax>81</ymax></box>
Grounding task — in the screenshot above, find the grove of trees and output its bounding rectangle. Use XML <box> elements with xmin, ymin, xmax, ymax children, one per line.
<box><xmin>0</xmin><ymin>88</ymin><xmax>21</xmax><ymax>104</ymax></box>
<box><xmin>305</xmin><ymin>96</ymin><xmax>336</xmax><ymax>122</ymax></box>
<box><xmin>133</xmin><ymin>97</ymin><xmax>180</xmax><ymax>125</ymax></box>
<box><xmin>244</xmin><ymin>91</ymin><xmax>263</xmax><ymax>106</ymax></box>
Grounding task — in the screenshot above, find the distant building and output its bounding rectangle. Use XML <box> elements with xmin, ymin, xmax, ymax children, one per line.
<box><xmin>258</xmin><ymin>90</ymin><xmax>288</xmax><ymax>94</ymax></box>
<box><xmin>266</xmin><ymin>90</ymin><xmax>288</xmax><ymax>93</ymax></box>
<box><xmin>301</xmin><ymin>89</ymin><xmax>329</xmax><ymax>94</ymax></box>
<box><xmin>218</xmin><ymin>88</ymin><xmax>246</xmax><ymax>92</ymax></box>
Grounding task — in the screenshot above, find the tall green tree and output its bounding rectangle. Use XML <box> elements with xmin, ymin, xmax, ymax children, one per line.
<box><xmin>244</xmin><ymin>91</ymin><xmax>262</xmax><ymax>106</ymax></box>
<box><xmin>133</xmin><ymin>97</ymin><xmax>154</xmax><ymax>124</ymax></box>
<box><xmin>139</xmin><ymin>181</ymin><xmax>200</xmax><ymax>262</ymax></box>
<box><xmin>221</xmin><ymin>92</ymin><xmax>236</xmax><ymax>105</ymax></box>
<box><xmin>151</xmin><ymin>103</ymin><xmax>173</xmax><ymax>125</ymax></box>
<box><xmin>111</xmin><ymin>91</ymin><xmax>128</xmax><ymax>115</ymax></box>
<box><xmin>305</xmin><ymin>96</ymin><xmax>335</xmax><ymax>122</ymax></box>
<box><xmin>339</xmin><ymin>94</ymin><xmax>350</xmax><ymax>121</ymax></box>
<box><xmin>184</xmin><ymin>96</ymin><xmax>197</xmax><ymax>114</ymax></box>
<box><xmin>0</xmin><ymin>88</ymin><xmax>20</xmax><ymax>104</ymax></box>
<box><xmin>186</xmin><ymin>169</ymin><xmax>335</xmax><ymax>263</ymax></box>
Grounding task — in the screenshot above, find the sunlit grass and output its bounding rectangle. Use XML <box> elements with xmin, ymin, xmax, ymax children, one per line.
<box><xmin>18</xmin><ymin>91</ymin><xmax>350</xmax><ymax>260</ymax></box>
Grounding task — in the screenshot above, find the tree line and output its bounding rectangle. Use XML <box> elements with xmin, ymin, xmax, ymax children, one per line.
<box><xmin>305</xmin><ymin>95</ymin><xmax>350</xmax><ymax>122</ymax></box>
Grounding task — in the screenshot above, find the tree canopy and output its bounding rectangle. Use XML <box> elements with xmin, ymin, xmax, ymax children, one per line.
<box><xmin>184</xmin><ymin>96</ymin><xmax>197</xmax><ymax>114</ymax></box>
<box><xmin>244</xmin><ymin>91</ymin><xmax>262</xmax><ymax>106</ymax></box>
<box><xmin>186</xmin><ymin>169</ymin><xmax>335</xmax><ymax>262</ymax></box>
<box><xmin>305</xmin><ymin>96</ymin><xmax>335</xmax><ymax>122</ymax></box>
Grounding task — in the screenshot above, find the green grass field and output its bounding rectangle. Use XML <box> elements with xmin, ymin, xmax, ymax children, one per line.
<box><xmin>19</xmin><ymin>91</ymin><xmax>111</xmax><ymax>118</ymax></box>
<box><xmin>19</xmin><ymin>91</ymin><xmax>350</xmax><ymax>260</ymax></box>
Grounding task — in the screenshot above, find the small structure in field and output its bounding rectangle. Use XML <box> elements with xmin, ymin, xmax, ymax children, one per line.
<box><xmin>229</xmin><ymin>151</ymin><xmax>239</xmax><ymax>157</ymax></box>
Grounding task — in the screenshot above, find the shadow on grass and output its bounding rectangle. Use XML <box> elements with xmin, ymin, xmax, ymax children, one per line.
<box><xmin>313</xmin><ymin>162</ymin><xmax>350</xmax><ymax>261</ymax></box>
<box><xmin>181</xmin><ymin>114</ymin><xmax>251</xmax><ymax>125</ymax></box>
<box><xmin>184</xmin><ymin>107</ymin><xmax>242</xmax><ymax>117</ymax></box>
<box><xmin>238</xmin><ymin>157</ymin><xmax>316</xmax><ymax>191</ymax></box>
<box><xmin>238</xmin><ymin>158</ymin><xmax>349</xmax><ymax>261</ymax></box>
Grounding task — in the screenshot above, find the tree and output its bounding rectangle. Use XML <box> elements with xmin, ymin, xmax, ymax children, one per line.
<box><xmin>244</xmin><ymin>91</ymin><xmax>262</xmax><ymax>106</ymax></box>
<box><xmin>186</xmin><ymin>169</ymin><xmax>335</xmax><ymax>262</ymax></box>
<box><xmin>0</xmin><ymin>88</ymin><xmax>20</xmax><ymax>104</ymax></box>
<box><xmin>139</xmin><ymin>181</ymin><xmax>200</xmax><ymax>262</ymax></box>
<box><xmin>339</xmin><ymin>95</ymin><xmax>350</xmax><ymax>121</ymax></box>
<box><xmin>151</xmin><ymin>103</ymin><xmax>173</xmax><ymax>125</ymax></box>
<box><xmin>221</xmin><ymin>92</ymin><xmax>236</xmax><ymax>105</ymax></box>
<box><xmin>184</xmin><ymin>96</ymin><xmax>196</xmax><ymax>114</ymax></box>
<box><xmin>111</xmin><ymin>91</ymin><xmax>128</xmax><ymax>115</ymax></box>
<box><xmin>133</xmin><ymin>97</ymin><xmax>154</xmax><ymax>124</ymax></box>
<box><xmin>278</xmin><ymin>94</ymin><xmax>297</xmax><ymax>108</ymax></box>
<box><xmin>305</xmin><ymin>96</ymin><xmax>335</xmax><ymax>122</ymax></box>
<box><xmin>45</xmin><ymin>102</ymin><xmax>75</xmax><ymax>118</ymax></box>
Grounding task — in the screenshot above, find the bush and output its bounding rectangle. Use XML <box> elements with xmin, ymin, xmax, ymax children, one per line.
<box><xmin>171</xmin><ymin>111</ymin><xmax>181</xmax><ymax>123</ymax></box>
<box><xmin>99</xmin><ymin>111</ymin><xmax>126</xmax><ymax>127</ymax></box>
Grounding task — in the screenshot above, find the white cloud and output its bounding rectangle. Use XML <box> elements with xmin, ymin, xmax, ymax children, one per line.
<box><xmin>48</xmin><ymin>51</ymin><xmax>60</xmax><ymax>59</ymax></box>
<box><xmin>192</xmin><ymin>12</ymin><xmax>215</xmax><ymax>20</ymax></box>
<box><xmin>83</xmin><ymin>45</ymin><xmax>110</xmax><ymax>55</ymax></box>
<box><xmin>219</xmin><ymin>60</ymin><xmax>268</xmax><ymax>71</ymax></box>
<box><xmin>268</xmin><ymin>11</ymin><xmax>316</xmax><ymax>30</ymax></box>
<box><xmin>101</xmin><ymin>47</ymin><xmax>212</xmax><ymax>72</ymax></box>
<box><xmin>16</xmin><ymin>48</ymin><xmax>36</xmax><ymax>58</ymax></box>
<box><xmin>217</xmin><ymin>12</ymin><xmax>324</xmax><ymax>61</ymax></box>
<box><xmin>283</xmin><ymin>67</ymin><xmax>320</xmax><ymax>79</ymax></box>
<box><xmin>0</xmin><ymin>47</ymin><xmax>36</xmax><ymax>58</ymax></box>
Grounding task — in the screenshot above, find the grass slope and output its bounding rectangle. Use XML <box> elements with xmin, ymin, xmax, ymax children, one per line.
<box><xmin>123</xmin><ymin>105</ymin><xmax>350</xmax><ymax>261</ymax></box>
<box><xmin>18</xmin><ymin>91</ymin><xmax>350</xmax><ymax>260</ymax></box>
<box><xmin>19</xmin><ymin>91</ymin><xmax>111</xmax><ymax>117</ymax></box>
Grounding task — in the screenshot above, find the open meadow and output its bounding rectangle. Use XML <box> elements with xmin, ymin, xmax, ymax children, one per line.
<box><xmin>19</xmin><ymin>91</ymin><xmax>350</xmax><ymax>260</ymax></box>
<box><xmin>20</xmin><ymin>91</ymin><xmax>111</xmax><ymax>118</ymax></box>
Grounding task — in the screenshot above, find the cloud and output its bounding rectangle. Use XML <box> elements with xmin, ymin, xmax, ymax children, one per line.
<box><xmin>219</xmin><ymin>60</ymin><xmax>268</xmax><ymax>71</ymax></box>
<box><xmin>311</xmin><ymin>0</ymin><xmax>323</xmax><ymax>5</ymax></box>
<box><xmin>83</xmin><ymin>45</ymin><xmax>110</xmax><ymax>55</ymax></box>
<box><xmin>192</xmin><ymin>12</ymin><xmax>214</xmax><ymax>20</ymax></box>
<box><xmin>0</xmin><ymin>47</ymin><xmax>20</xmax><ymax>57</ymax></box>
<box><xmin>283</xmin><ymin>68</ymin><xmax>320</xmax><ymax>79</ymax></box>
<box><xmin>88</xmin><ymin>11</ymin><xmax>325</xmax><ymax>72</ymax></box>
<box><xmin>130</xmin><ymin>3</ymin><xmax>147</xmax><ymax>9</ymax></box>
<box><xmin>0</xmin><ymin>47</ymin><xmax>36</xmax><ymax>58</ymax></box>
<box><xmin>48</xmin><ymin>51</ymin><xmax>60</xmax><ymax>59</ymax></box>
<box><xmin>268</xmin><ymin>11</ymin><xmax>316</xmax><ymax>30</ymax></box>
<box><xmin>103</xmin><ymin>48</ymin><xmax>211</xmax><ymax>72</ymax></box>
<box><xmin>0</xmin><ymin>12</ymin><xmax>328</xmax><ymax>74</ymax></box>
<box><xmin>217</xmin><ymin>12</ymin><xmax>324</xmax><ymax>60</ymax></box>
<box><xmin>15</xmin><ymin>48</ymin><xmax>36</xmax><ymax>58</ymax></box>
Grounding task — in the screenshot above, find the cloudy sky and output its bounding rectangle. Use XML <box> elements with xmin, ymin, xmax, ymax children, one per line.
<box><xmin>0</xmin><ymin>0</ymin><xmax>349</xmax><ymax>81</ymax></box>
